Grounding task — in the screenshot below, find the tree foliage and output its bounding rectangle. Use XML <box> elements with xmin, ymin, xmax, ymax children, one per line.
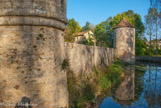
<box><xmin>82</xmin><ymin>22</ymin><xmax>91</xmax><ymax>31</ymax></box>
<box><xmin>94</xmin><ymin>17</ymin><xmax>113</xmax><ymax>47</ymax></box>
<box><xmin>82</xmin><ymin>22</ymin><xmax>95</xmax><ymax>32</ymax></box>
<box><xmin>64</xmin><ymin>18</ymin><xmax>82</xmax><ymax>42</ymax></box>
<box><xmin>110</xmin><ymin>10</ymin><xmax>145</xmax><ymax>37</ymax></box>
<box><xmin>68</xmin><ymin>18</ymin><xmax>82</xmax><ymax>34</ymax></box>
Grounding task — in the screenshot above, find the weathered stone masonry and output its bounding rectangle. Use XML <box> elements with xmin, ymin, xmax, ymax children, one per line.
<box><xmin>113</xmin><ymin>18</ymin><xmax>135</xmax><ymax>64</ymax></box>
<box><xmin>0</xmin><ymin>0</ymin><xmax>68</xmax><ymax>108</ymax></box>
<box><xmin>64</xmin><ymin>43</ymin><xmax>115</xmax><ymax>77</ymax></box>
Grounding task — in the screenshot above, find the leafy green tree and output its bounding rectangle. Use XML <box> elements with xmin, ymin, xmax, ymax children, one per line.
<box><xmin>64</xmin><ymin>18</ymin><xmax>82</xmax><ymax>42</ymax></box>
<box><xmin>68</xmin><ymin>18</ymin><xmax>82</xmax><ymax>34</ymax></box>
<box><xmin>94</xmin><ymin>17</ymin><xmax>113</xmax><ymax>47</ymax></box>
<box><xmin>82</xmin><ymin>21</ymin><xmax>96</xmax><ymax>32</ymax></box>
<box><xmin>82</xmin><ymin>22</ymin><xmax>91</xmax><ymax>31</ymax></box>
<box><xmin>135</xmin><ymin>36</ymin><xmax>149</xmax><ymax>56</ymax></box>
<box><xmin>64</xmin><ymin>26</ymin><xmax>74</xmax><ymax>42</ymax></box>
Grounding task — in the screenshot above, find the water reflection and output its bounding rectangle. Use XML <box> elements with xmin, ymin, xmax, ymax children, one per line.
<box><xmin>115</xmin><ymin>66</ymin><xmax>135</xmax><ymax>101</ymax></box>
<box><xmin>100</xmin><ymin>64</ymin><xmax>161</xmax><ymax>108</ymax></box>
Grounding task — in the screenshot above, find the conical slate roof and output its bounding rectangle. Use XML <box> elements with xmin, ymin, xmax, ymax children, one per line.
<box><xmin>114</xmin><ymin>18</ymin><xmax>135</xmax><ymax>29</ymax></box>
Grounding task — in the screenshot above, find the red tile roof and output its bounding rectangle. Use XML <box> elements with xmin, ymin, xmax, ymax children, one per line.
<box><xmin>77</xmin><ymin>31</ymin><xmax>88</xmax><ymax>36</ymax></box>
<box><xmin>73</xmin><ymin>31</ymin><xmax>89</xmax><ymax>37</ymax></box>
<box><xmin>114</xmin><ymin>18</ymin><xmax>135</xmax><ymax>29</ymax></box>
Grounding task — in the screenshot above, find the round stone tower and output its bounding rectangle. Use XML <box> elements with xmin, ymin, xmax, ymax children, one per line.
<box><xmin>0</xmin><ymin>0</ymin><xmax>68</xmax><ymax>108</ymax></box>
<box><xmin>113</xmin><ymin>18</ymin><xmax>135</xmax><ymax>64</ymax></box>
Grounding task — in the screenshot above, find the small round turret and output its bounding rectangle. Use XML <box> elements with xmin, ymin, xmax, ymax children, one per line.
<box><xmin>113</xmin><ymin>18</ymin><xmax>135</xmax><ymax>64</ymax></box>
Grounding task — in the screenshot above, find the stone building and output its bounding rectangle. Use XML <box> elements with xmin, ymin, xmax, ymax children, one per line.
<box><xmin>0</xmin><ymin>0</ymin><xmax>68</xmax><ymax>108</ymax></box>
<box><xmin>148</xmin><ymin>39</ymin><xmax>161</xmax><ymax>49</ymax></box>
<box><xmin>113</xmin><ymin>18</ymin><xmax>135</xmax><ymax>64</ymax></box>
<box><xmin>74</xmin><ymin>31</ymin><xmax>96</xmax><ymax>45</ymax></box>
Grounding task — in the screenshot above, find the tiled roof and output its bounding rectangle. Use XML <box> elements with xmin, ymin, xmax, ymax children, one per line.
<box><xmin>114</xmin><ymin>18</ymin><xmax>135</xmax><ymax>29</ymax></box>
<box><xmin>73</xmin><ymin>31</ymin><xmax>89</xmax><ymax>37</ymax></box>
<box><xmin>77</xmin><ymin>31</ymin><xmax>88</xmax><ymax>36</ymax></box>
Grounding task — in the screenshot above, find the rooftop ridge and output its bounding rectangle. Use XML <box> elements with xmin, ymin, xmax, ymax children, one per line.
<box><xmin>114</xmin><ymin>17</ymin><xmax>135</xmax><ymax>29</ymax></box>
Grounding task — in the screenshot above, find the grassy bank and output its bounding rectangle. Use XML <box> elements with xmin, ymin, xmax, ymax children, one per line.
<box><xmin>67</xmin><ymin>59</ymin><xmax>126</xmax><ymax>108</ymax></box>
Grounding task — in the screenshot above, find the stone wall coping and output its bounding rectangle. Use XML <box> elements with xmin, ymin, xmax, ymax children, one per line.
<box><xmin>64</xmin><ymin>42</ymin><xmax>115</xmax><ymax>50</ymax></box>
<box><xmin>0</xmin><ymin>16</ymin><xmax>66</xmax><ymax>30</ymax></box>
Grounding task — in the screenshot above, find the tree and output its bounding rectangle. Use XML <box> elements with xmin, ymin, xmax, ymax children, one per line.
<box><xmin>153</xmin><ymin>8</ymin><xmax>159</xmax><ymax>56</ymax></box>
<box><xmin>82</xmin><ymin>22</ymin><xmax>90</xmax><ymax>31</ymax></box>
<box><xmin>68</xmin><ymin>18</ymin><xmax>82</xmax><ymax>34</ymax></box>
<box><xmin>135</xmin><ymin>36</ymin><xmax>149</xmax><ymax>56</ymax></box>
<box><xmin>64</xmin><ymin>26</ymin><xmax>74</xmax><ymax>42</ymax></box>
<box><xmin>94</xmin><ymin>17</ymin><xmax>113</xmax><ymax>47</ymax></box>
<box><xmin>148</xmin><ymin>0</ymin><xmax>161</xmax><ymax>56</ymax></box>
<box><xmin>82</xmin><ymin>21</ymin><xmax>96</xmax><ymax>32</ymax></box>
<box><xmin>64</xmin><ymin>18</ymin><xmax>82</xmax><ymax>42</ymax></box>
<box><xmin>145</xmin><ymin>8</ymin><xmax>156</xmax><ymax>55</ymax></box>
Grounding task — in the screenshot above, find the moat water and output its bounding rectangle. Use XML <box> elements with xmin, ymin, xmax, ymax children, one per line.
<box><xmin>100</xmin><ymin>63</ymin><xmax>161</xmax><ymax>108</ymax></box>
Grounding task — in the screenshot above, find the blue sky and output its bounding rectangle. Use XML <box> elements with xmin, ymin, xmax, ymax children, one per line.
<box><xmin>67</xmin><ymin>0</ymin><xmax>150</xmax><ymax>27</ymax></box>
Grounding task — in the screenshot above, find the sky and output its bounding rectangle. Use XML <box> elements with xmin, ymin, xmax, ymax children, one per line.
<box><xmin>67</xmin><ymin>0</ymin><xmax>150</xmax><ymax>27</ymax></box>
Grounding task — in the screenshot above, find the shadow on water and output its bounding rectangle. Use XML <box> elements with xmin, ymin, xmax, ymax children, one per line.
<box><xmin>100</xmin><ymin>63</ymin><xmax>161</xmax><ymax>108</ymax></box>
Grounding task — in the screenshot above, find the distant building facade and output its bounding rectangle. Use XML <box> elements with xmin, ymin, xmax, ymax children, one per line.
<box><xmin>74</xmin><ymin>31</ymin><xmax>96</xmax><ymax>45</ymax></box>
<box><xmin>147</xmin><ymin>40</ymin><xmax>161</xmax><ymax>49</ymax></box>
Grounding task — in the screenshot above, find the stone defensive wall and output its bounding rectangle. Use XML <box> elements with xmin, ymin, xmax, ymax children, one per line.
<box><xmin>64</xmin><ymin>42</ymin><xmax>116</xmax><ymax>77</ymax></box>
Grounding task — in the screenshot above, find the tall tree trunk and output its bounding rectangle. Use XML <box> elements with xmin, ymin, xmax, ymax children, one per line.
<box><xmin>150</xmin><ymin>24</ymin><xmax>152</xmax><ymax>56</ymax></box>
<box><xmin>156</xmin><ymin>17</ymin><xmax>158</xmax><ymax>56</ymax></box>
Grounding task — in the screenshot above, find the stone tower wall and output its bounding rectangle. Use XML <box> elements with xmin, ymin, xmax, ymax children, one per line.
<box><xmin>0</xmin><ymin>0</ymin><xmax>68</xmax><ymax>108</ymax></box>
<box><xmin>114</xmin><ymin>27</ymin><xmax>135</xmax><ymax>64</ymax></box>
